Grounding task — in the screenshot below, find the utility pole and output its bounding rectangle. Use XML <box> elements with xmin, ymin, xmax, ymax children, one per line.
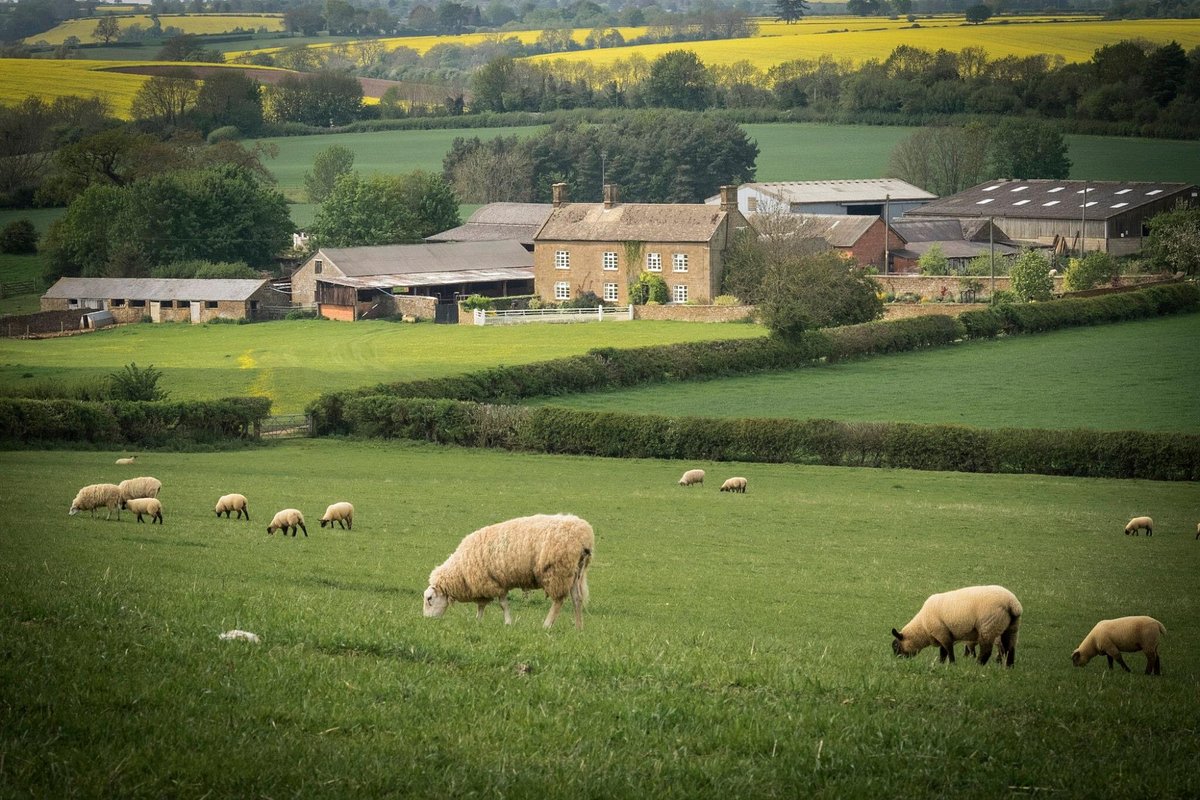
<box><xmin>989</xmin><ymin>216</ymin><xmax>995</xmax><ymax>296</ymax></box>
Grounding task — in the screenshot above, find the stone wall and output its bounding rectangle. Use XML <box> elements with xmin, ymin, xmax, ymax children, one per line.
<box><xmin>1</xmin><ymin>310</ymin><xmax>87</xmax><ymax>337</ymax></box>
<box><xmin>882</xmin><ymin>303</ymin><xmax>977</xmax><ymax>320</ymax></box>
<box><xmin>875</xmin><ymin>273</ymin><xmax>1165</xmax><ymax>301</ymax></box>
<box><xmin>394</xmin><ymin>294</ymin><xmax>437</xmax><ymax>321</ymax></box>
<box><xmin>631</xmin><ymin>304</ymin><xmax>756</xmax><ymax>323</ymax></box>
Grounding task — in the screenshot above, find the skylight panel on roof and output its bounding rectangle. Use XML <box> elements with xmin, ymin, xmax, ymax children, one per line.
<box><xmin>983</xmin><ymin>184</ymin><xmax>1002</xmax><ymax>191</ymax></box>
<box><xmin>1114</xmin><ymin>189</ymin><xmax>1132</xmax><ymax>195</ymax></box>
<box><xmin>1013</xmin><ymin>199</ymin><xmax>1030</xmax><ymax>206</ymax></box>
<box><xmin>1146</xmin><ymin>189</ymin><xmax>1163</xmax><ymax>195</ymax></box>
<box><xmin>1043</xmin><ymin>200</ymin><xmax>1060</xmax><ymax>207</ymax></box>
<box><xmin>976</xmin><ymin>199</ymin><xmax>994</xmax><ymax>205</ymax></box>
<box><xmin>1111</xmin><ymin>202</ymin><xmax>1129</xmax><ymax>209</ymax></box>
<box><xmin>1048</xmin><ymin>187</ymin><xmax>1064</xmax><ymax>193</ymax></box>
<box><xmin>1082</xmin><ymin>201</ymin><xmax>1098</xmax><ymax>208</ymax></box>
<box><xmin>1011</xmin><ymin>186</ymin><xmax>1028</xmax><ymax>192</ymax></box>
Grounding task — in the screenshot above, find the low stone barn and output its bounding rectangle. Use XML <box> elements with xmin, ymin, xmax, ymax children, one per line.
<box><xmin>291</xmin><ymin>240</ymin><xmax>534</xmax><ymax>321</ymax></box>
<box><xmin>40</xmin><ymin>277</ymin><xmax>276</xmax><ymax>323</ymax></box>
<box><xmin>903</xmin><ymin>180</ymin><xmax>1199</xmax><ymax>255</ymax></box>
<box><xmin>425</xmin><ymin>203</ymin><xmax>553</xmax><ymax>251</ymax></box>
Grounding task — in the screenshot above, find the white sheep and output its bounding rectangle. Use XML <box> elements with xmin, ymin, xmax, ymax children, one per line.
<box><xmin>1195</xmin><ymin>522</ymin><xmax>1199</xmax><ymax>540</ymax></box>
<box><xmin>69</xmin><ymin>483</ymin><xmax>123</xmax><ymax>520</ymax></box>
<box><xmin>319</xmin><ymin>502</ymin><xmax>354</xmax><ymax>530</ymax></box>
<box><xmin>214</xmin><ymin>493</ymin><xmax>250</xmax><ymax>520</ymax></box>
<box><xmin>118</xmin><ymin>476</ymin><xmax>162</xmax><ymax>502</ymax></box>
<box><xmin>125</xmin><ymin>497</ymin><xmax>163</xmax><ymax>524</ymax></box>
<box><xmin>115</xmin><ymin>456</ymin><xmax>137</xmax><ymax>465</ymax></box>
<box><xmin>1072</xmin><ymin>616</ymin><xmax>1165</xmax><ymax>675</ymax></box>
<box><xmin>423</xmin><ymin>513</ymin><xmax>594</xmax><ymax>629</ymax></box>
<box><xmin>267</xmin><ymin>508</ymin><xmax>307</xmax><ymax>537</ymax></box>
<box><xmin>719</xmin><ymin>477</ymin><xmax>747</xmax><ymax>493</ymax></box>
<box><xmin>1124</xmin><ymin>516</ymin><xmax>1153</xmax><ymax>536</ymax></box>
<box><xmin>678</xmin><ymin>469</ymin><xmax>705</xmax><ymax>487</ymax></box>
<box><xmin>891</xmin><ymin>584</ymin><xmax>1022</xmax><ymax>666</ymax></box>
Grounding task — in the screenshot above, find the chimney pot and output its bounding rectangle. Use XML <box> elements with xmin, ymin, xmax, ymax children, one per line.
<box><xmin>552</xmin><ymin>182</ymin><xmax>568</xmax><ymax>208</ymax></box>
<box><xmin>603</xmin><ymin>183</ymin><xmax>618</xmax><ymax>209</ymax></box>
<box><xmin>719</xmin><ymin>184</ymin><xmax>738</xmax><ymax>213</ymax></box>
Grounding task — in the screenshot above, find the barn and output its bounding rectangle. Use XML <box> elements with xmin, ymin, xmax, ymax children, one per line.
<box><xmin>40</xmin><ymin>278</ymin><xmax>277</xmax><ymax>323</ymax></box>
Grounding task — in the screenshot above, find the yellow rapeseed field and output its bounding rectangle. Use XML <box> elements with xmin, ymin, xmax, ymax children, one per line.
<box><xmin>528</xmin><ymin>16</ymin><xmax>1200</xmax><ymax>70</ymax></box>
<box><xmin>25</xmin><ymin>13</ymin><xmax>286</xmax><ymax>46</ymax></box>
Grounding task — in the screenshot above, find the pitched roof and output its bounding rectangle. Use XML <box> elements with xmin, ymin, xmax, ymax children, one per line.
<box><xmin>426</xmin><ymin>203</ymin><xmax>553</xmax><ymax>244</ymax></box>
<box><xmin>535</xmin><ymin>203</ymin><xmax>733</xmax><ymax>243</ymax></box>
<box><xmin>893</xmin><ymin>240</ymin><xmax>1022</xmax><ymax>260</ymax></box>
<box><xmin>43</xmin><ymin>277</ymin><xmax>268</xmax><ymax>301</ymax></box>
<box><xmin>720</xmin><ymin>179</ymin><xmax>936</xmax><ymax>205</ymax></box>
<box><xmin>784</xmin><ymin>213</ymin><xmax>880</xmax><ymax>247</ymax></box>
<box><xmin>905</xmin><ymin>180</ymin><xmax>1198</xmax><ymax>221</ymax></box>
<box><xmin>319</xmin><ymin>240</ymin><xmax>532</xmax><ymax>277</ymax></box>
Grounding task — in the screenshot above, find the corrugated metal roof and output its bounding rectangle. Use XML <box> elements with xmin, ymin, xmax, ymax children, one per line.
<box><xmin>44</xmin><ymin>278</ymin><xmax>268</xmax><ymax>301</ymax></box>
<box><xmin>894</xmin><ymin>240</ymin><xmax>1022</xmax><ymax>260</ymax></box>
<box><xmin>711</xmin><ymin>179</ymin><xmax>936</xmax><ymax>205</ymax></box>
<box><xmin>320</xmin><ymin>268</ymin><xmax>534</xmax><ymax>289</ymax></box>
<box><xmin>906</xmin><ymin>180</ymin><xmax>1199</xmax><ymax>221</ymax></box>
<box><xmin>320</xmin><ymin>240</ymin><xmax>532</xmax><ymax>277</ymax></box>
<box><xmin>536</xmin><ymin>203</ymin><xmax>731</xmax><ymax>243</ymax></box>
<box><xmin>426</xmin><ymin>203</ymin><xmax>553</xmax><ymax>244</ymax></box>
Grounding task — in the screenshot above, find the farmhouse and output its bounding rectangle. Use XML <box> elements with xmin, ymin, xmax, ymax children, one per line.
<box><xmin>291</xmin><ymin>240</ymin><xmax>533</xmax><ymax>321</ymax></box>
<box><xmin>762</xmin><ymin>213</ymin><xmax>906</xmax><ymax>272</ymax></box>
<box><xmin>40</xmin><ymin>277</ymin><xmax>276</xmax><ymax>323</ymax></box>
<box><xmin>890</xmin><ymin>218</ymin><xmax>1022</xmax><ymax>273</ymax></box>
<box><xmin>533</xmin><ymin>184</ymin><xmax>749</xmax><ymax>305</ymax></box>
<box><xmin>709</xmin><ymin>179</ymin><xmax>935</xmax><ymax>223</ymax></box>
<box><xmin>903</xmin><ymin>180</ymin><xmax>1199</xmax><ymax>255</ymax></box>
<box><xmin>425</xmin><ymin>203</ymin><xmax>553</xmax><ymax>250</ymax></box>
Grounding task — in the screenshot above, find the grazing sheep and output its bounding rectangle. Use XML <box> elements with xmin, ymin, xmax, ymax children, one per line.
<box><xmin>69</xmin><ymin>483</ymin><xmax>123</xmax><ymax>520</ymax></box>
<box><xmin>1072</xmin><ymin>616</ymin><xmax>1165</xmax><ymax>675</ymax></box>
<box><xmin>214</xmin><ymin>493</ymin><xmax>250</xmax><ymax>521</ymax></box>
<box><xmin>319</xmin><ymin>502</ymin><xmax>354</xmax><ymax>530</ymax></box>
<box><xmin>719</xmin><ymin>477</ymin><xmax>748</xmax><ymax>493</ymax></box>
<box><xmin>891</xmin><ymin>585</ymin><xmax>1022</xmax><ymax>666</ymax></box>
<box><xmin>423</xmin><ymin>513</ymin><xmax>594</xmax><ymax>630</ymax></box>
<box><xmin>1124</xmin><ymin>516</ymin><xmax>1153</xmax><ymax>536</ymax></box>
<box><xmin>125</xmin><ymin>497</ymin><xmax>163</xmax><ymax>525</ymax></box>
<box><xmin>115</xmin><ymin>456</ymin><xmax>137</xmax><ymax>465</ymax></box>
<box><xmin>267</xmin><ymin>508</ymin><xmax>307</xmax><ymax>537</ymax></box>
<box><xmin>678</xmin><ymin>469</ymin><xmax>705</xmax><ymax>487</ymax></box>
<box><xmin>1196</xmin><ymin>522</ymin><xmax>1199</xmax><ymax>540</ymax></box>
<box><xmin>118</xmin><ymin>476</ymin><xmax>162</xmax><ymax>502</ymax></box>
<box><xmin>962</xmin><ymin>636</ymin><xmax>1006</xmax><ymax>664</ymax></box>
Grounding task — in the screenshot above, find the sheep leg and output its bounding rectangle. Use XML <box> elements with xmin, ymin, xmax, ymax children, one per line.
<box><xmin>1111</xmin><ymin>652</ymin><xmax>1132</xmax><ymax>672</ymax></box>
<box><xmin>298</xmin><ymin>522</ymin><xmax>308</xmax><ymax>537</ymax></box>
<box><xmin>977</xmin><ymin>640</ymin><xmax>995</xmax><ymax>666</ymax></box>
<box><xmin>499</xmin><ymin>596</ymin><xmax>512</xmax><ymax>625</ymax></box>
<box><xmin>544</xmin><ymin>598</ymin><xmax>565</xmax><ymax>628</ymax></box>
<box><xmin>476</xmin><ymin>601</ymin><xmax>488</xmax><ymax>620</ymax></box>
<box><xmin>1146</xmin><ymin>652</ymin><xmax>1161</xmax><ymax>676</ymax></box>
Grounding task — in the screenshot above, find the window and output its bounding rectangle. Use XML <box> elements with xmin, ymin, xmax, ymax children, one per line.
<box><xmin>672</xmin><ymin>253</ymin><xmax>688</xmax><ymax>272</ymax></box>
<box><xmin>603</xmin><ymin>283</ymin><xmax>619</xmax><ymax>302</ymax></box>
<box><xmin>554</xmin><ymin>250</ymin><xmax>570</xmax><ymax>270</ymax></box>
<box><xmin>205</xmin><ymin>301</ymin><xmax>218</xmax><ymax>309</ymax></box>
<box><xmin>110</xmin><ymin>299</ymin><xmax>125</xmax><ymax>307</ymax></box>
<box><xmin>314</xmin><ymin>259</ymin><xmax>323</xmax><ymax>274</ymax></box>
<box><xmin>747</xmin><ymin>196</ymin><xmax>758</xmax><ymax>212</ymax></box>
<box><xmin>554</xmin><ymin>281</ymin><xmax>571</xmax><ymax>300</ymax></box>
<box><xmin>602</xmin><ymin>251</ymin><xmax>618</xmax><ymax>271</ymax></box>
<box><xmin>672</xmin><ymin>284</ymin><xmax>688</xmax><ymax>303</ymax></box>
<box><xmin>646</xmin><ymin>252</ymin><xmax>662</xmax><ymax>272</ymax></box>
<box><xmin>130</xmin><ymin>299</ymin><xmax>146</xmax><ymax>308</ymax></box>
<box><xmin>178</xmin><ymin>300</ymin><xmax>191</xmax><ymax>309</ymax></box>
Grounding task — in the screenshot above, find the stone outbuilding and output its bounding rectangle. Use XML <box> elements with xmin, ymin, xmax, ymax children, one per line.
<box><xmin>40</xmin><ymin>277</ymin><xmax>277</xmax><ymax>324</ymax></box>
<box><xmin>760</xmin><ymin>213</ymin><xmax>906</xmax><ymax>272</ymax></box>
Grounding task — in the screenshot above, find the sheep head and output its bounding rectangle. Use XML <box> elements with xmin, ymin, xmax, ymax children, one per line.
<box><xmin>423</xmin><ymin>586</ymin><xmax>450</xmax><ymax>618</ymax></box>
<box><xmin>891</xmin><ymin>628</ymin><xmax>917</xmax><ymax>658</ymax></box>
<box><xmin>1071</xmin><ymin>649</ymin><xmax>1088</xmax><ymax>667</ymax></box>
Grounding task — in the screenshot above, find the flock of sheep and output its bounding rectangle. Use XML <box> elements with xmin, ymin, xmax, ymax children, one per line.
<box><xmin>68</xmin><ymin>459</ymin><xmax>1193</xmax><ymax>668</ymax></box>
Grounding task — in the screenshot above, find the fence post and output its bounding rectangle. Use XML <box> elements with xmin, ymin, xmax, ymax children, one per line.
<box><xmin>474</xmin><ymin>308</ymin><xmax>485</xmax><ymax>326</ymax></box>
<box><xmin>598</xmin><ymin>306</ymin><xmax>604</xmax><ymax>320</ymax></box>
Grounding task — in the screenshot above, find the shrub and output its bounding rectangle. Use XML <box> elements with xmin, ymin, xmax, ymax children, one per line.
<box><xmin>917</xmin><ymin>244</ymin><xmax>949</xmax><ymax>276</ymax></box>
<box><xmin>205</xmin><ymin>125</ymin><xmax>241</xmax><ymax>143</ymax></box>
<box><xmin>0</xmin><ymin>219</ymin><xmax>38</xmax><ymax>254</ymax></box>
<box><xmin>1063</xmin><ymin>251</ymin><xmax>1120</xmax><ymax>292</ymax></box>
<box><xmin>628</xmin><ymin>272</ymin><xmax>669</xmax><ymax>305</ymax></box>
<box><xmin>561</xmin><ymin>291</ymin><xmax>605</xmax><ymax>309</ymax></box>
<box><xmin>460</xmin><ymin>294</ymin><xmax>492</xmax><ymax>311</ymax></box>
<box><xmin>1009</xmin><ymin>249</ymin><xmax>1054</xmax><ymax>301</ymax></box>
<box><xmin>108</xmin><ymin>363</ymin><xmax>168</xmax><ymax>402</ymax></box>
<box><xmin>758</xmin><ymin>252</ymin><xmax>883</xmax><ymax>340</ymax></box>
<box><xmin>713</xmin><ymin>295</ymin><xmax>741</xmax><ymax>306</ymax></box>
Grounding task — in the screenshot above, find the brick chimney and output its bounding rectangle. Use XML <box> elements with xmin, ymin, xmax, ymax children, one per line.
<box><xmin>552</xmin><ymin>182</ymin><xmax>568</xmax><ymax>208</ymax></box>
<box><xmin>719</xmin><ymin>185</ymin><xmax>738</xmax><ymax>213</ymax></box>
<box><xmin>603</xmin><ymin>183</ymin><xmax>619</xmax><ymax>209</ymax></box>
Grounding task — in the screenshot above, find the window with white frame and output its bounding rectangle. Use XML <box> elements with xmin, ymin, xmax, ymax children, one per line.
<box><xmin>646</xmin><ymin>252</ymin><xmax>662</xmax><ymax>272</ymax></box>
<box><xmin>672</xmin><ymin>284</ymin><xmax>688</xmax><ymax>303</ymax></box>
<box><xmin>672</xmin><ymin>253</ymin><xmax>689</xmax><ymax>272</ymax></box>
<box><xmin>603</xmin><ymin>283</ymin><xmax>619</xmax><ymax>302</ymax></box>
<box><xmin>602</xmin><ymin>251</ymin><xmax>618</xmax><ymax>271</ymax></box>
<box><xmin>554</xmin><ymin>250</ymin><xmax>570</xmax><ymax>270</ymax></box>
<box><xmin>554</xmin><ymin>281</ymin><xmax>571</xmax><ymax>300</ymax></box>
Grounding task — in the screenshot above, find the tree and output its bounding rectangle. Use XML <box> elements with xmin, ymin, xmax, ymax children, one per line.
<box><xmin>108</xmin><ymin>363</ymin><xmax>168</xmax><ymax>401</ymax></box>
<box><xmin>886</xmin><ymin>123</ymin><xmax>991</xmax><ymax>196</ymax></box>
<box><xmin>774</xmin><ymin>0</ymin><xmax>809</xmax><ymax>24</ymax></box>
<box><xmin>628</xmin><ymin>272</ymin><xmax>669</xmax><ymax>304</ymax></box>
<box><xmin>644</xmin><ymin>50</ymin><xmax>713</xmax><ymax>111</ymax></box>
<box><xmin>1143</xmin><ymin>203</ymin><xmax>1200</xmax><ymax>276</ymax></box>
<box><xmin>303</xmin><ymin>144</ymin><xmax>355</xmax><ymax>202</ymax></box>
<box><xmin>1008</xmin><ymin>249</ymin><xmax>1053</xmax><ymax>301</ymax></box>
<box><xmin>443</xmin><ymin>136</ymin><xmax>532</xmax><ymax>203</ymax></box>
<box><xmin>964</xmin><ymin>4</ymin><xmax>992</xmax><ymax>24</ymax></box>
<box><xmin>92</xmin><ymin>14</ymin><xmax>120</xmax><ymax>44</ymax></box>
<box><xmin>757</xmin><ymin>251</ymin><xmax>883</xmax><ymax>340</ymax></box>
<box><xmin>0</xmin><ymin>219</ymin><xmax>39</xmax><ymax>254</ymax></box>
<box><xmin>987</xmin><ymin>119</ymin><xmax>1070</xmax><ymax>180</ymax></box>
<box><xmin>1062</xmin><ymin>251</ymin><xmax>1119</xmax><ymax>292</ymax></box>
<box><xmin>193</xmin><ymin>70</ymin><xmax>264</xmax><ymax>136</ymax></box>
<box><xmin>917</xmin><ymin>243</ymin><xmax>949</xmax><ymax>276</ymax></box>
<box><xmin>264</xmin><ymin>71</ymin><xmax>363</xmax><ymax>126</ymax></box>
<box><xmin>156</xmin><ymin>33</ymin><xmax>224</xmax><ymax>62</ymax></box>
<box><xmin>130</xmin><ymin>71</ymin><xmax>199</xmax><ymax>129</ymax></box>
<box><xmin>310</xmin><ymin>171</ymin><xmax>460</xmax><ymax>247</ymax></box>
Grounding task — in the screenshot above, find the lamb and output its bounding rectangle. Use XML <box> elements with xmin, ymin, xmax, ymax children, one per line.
<box><xmin>1124</xmin><ymin>516</ymin><xmax>1153</xmax><ymax>536</ymax></box>
<box><xmin>69</xmin><ymin>483</ymin><xmax>124</xmax><ymax>520</ymax></box>
<box><xmin>1071</xmin><ymin>616</ymin><xmax>1165</xmax><ymax>675</ymax></box>
<box><xmin>891</xmin><ymin>584</ymin><xmax>1022</xmax><ymax>666</ymax></box>
<box><xmin>118</xmin><ymin>476</ymin><xmax>162</xmax><ymax>502</ymax></box>
<box><xmin>115</xmin><ymin>456</ymin><xmax>137</xmax><ymax>465</ymax></box>
<box><xmin>214</xmin><ymin>493</ymin><xmax>250</xmax><ymax>521</ymax></box>
<box><xmin>125</xmin><ymin>497</ymin><xmax>163</xmax><ymax>524</ymax></box>
<box><xmin>719</xmin><ymin>477</ymin><xmax>747</xmax><ymax>493</ymax></box>
<box><xmin>423</xmin><ymin>513</ymin><xmax>594</xmax><ymax>630</ymax></box>
<box><xmin>678</xmin><ymin>469</ymin><xmax>705</xmax><ymax>487</ymax></box>
<box><xmin>319</xmin><ymin>502</ymin><xmax>354</xmax><ymax>530</ymax></box>
<box><xmin>267</xmin><ymin>508</ymin><xmax>307</xmax><ymax>537</ymax></box>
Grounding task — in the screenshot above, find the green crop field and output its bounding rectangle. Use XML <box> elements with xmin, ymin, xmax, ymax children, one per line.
<box><xmin>0</xmin><ymin>318</ymin><xmax>765</xmax><ymax>414</ymax></box>
<box><xmin>534</xmin><ymin>312</ymin><xmax>1200</xmax><ymax>433</ymax></box>
<box><xmin>1</xmin><ymin>440</ymin><xmax>1197</xmax><ymax>796</ymax></box>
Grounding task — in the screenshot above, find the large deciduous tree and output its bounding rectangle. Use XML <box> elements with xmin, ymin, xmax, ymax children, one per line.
<box><xmin>264</xmin><ymin>71</ymin><xmax>364</xmax><ymax>126</ymax></box>
<box><xmin>774</xmin><ymin>0</ymin><xmax>809</xmax><ymax>24</ymax></box>
<box><xmin>757</xmin><ymin>251</ymin><xmax>883</xmax><ymax>340</ymax></box>
<box><xmin>644</xmin><ymin>50</ymin><xmax>714</xmax><ymax>111</ymax></box>
<box><xmin>1144</xmin><ymin>203</ymin><xmax>1200</xmax><ymax>276</ymax></box>
<box><xmin>309</xmin><ymin>171</ymin><xmax>460</xmax><ymax>247</ymax></box>
<box><xmin>130</xmin><ymin>71</ymin><xmax>200</xmax><ymax>130</ymax></box>
<box><xmin>987</xmin><ymin>119</ymin><xmax>1070</xmax><ymax>180</ymax></box>
<box><xmin>886</xmin><ymin>123</ymin><xmax>991</xmax><ymax>196</ymax></box>
<box><xmin>192</xmin><ymin>70</ymin><xmax>264</xmax><ymax>136</ymax></box>
<box><xmin>303</xmin><ymin>144</ymin><xmax>355</xmax><ymax>203</ymax></box>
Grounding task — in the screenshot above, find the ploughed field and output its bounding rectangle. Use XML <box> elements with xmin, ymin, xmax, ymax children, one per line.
<box><xmin>1</xmin><ymin>440</ymin><xmax>1197</xmax><ymax>796</ymax></box>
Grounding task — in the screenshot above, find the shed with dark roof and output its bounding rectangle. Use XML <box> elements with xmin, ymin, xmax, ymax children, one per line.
<box><xmin>425</xmin><ymin>203</ymin><xmax>553</xmax><ymax>250</ymax></box>
<box><xmin>40</xmin><ymin>278</ymin><xmax>276</xmax><ymax>323</ymax></box>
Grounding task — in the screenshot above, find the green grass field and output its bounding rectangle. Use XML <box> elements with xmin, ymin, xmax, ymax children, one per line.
<box><xmin>0</xmin><ymin>318</ymin><xmax>765</xmax><ymax>414</ymax></box>
<box><xmin>1</xmin><ymin>439</ymin><xmax>1197</xmax><ymax>796</ymax></box>
<box><xmin>0</xmin><ymin>253</ymin><xmax>45</xmax><ymax>317</ymax></box>
<box><xmin>535</xmin><ymin>313</ymin><xmax>1200</xmax><ymax>433</ymax></box>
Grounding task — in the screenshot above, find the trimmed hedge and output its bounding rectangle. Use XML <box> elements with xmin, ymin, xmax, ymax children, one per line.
<box><xmin>0</xmin><ymin>397</ymin><xmax>271</xmax><ymax>447</ymax></box>
<box><xmin>333</xmin><ymin>397</ymin><xmax>1200</xmax><ymax>481</ymax></box>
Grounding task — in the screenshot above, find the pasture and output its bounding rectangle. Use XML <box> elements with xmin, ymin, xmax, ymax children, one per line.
<box><xmin>1</xmin><ymin>440</ymin><xmax>1197</xmax><ymax>796</ymax></box>
<box><xmin>536</xmin><ymin>312</ymin><xmax>1200</xmax><ymax>433</ymax></box>
<box><xmin>23</xmin><ymin>13</ymin><xmax>286</xmax><ymax>46</ymax></box>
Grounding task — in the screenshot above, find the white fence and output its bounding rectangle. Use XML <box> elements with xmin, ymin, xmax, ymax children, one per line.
<box><xmin>473</xmin><ymin>306</ymin><xmax>634</xmax><ymax>326</ymax></box>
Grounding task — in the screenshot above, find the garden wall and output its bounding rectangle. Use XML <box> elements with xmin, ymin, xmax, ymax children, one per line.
<box><xmin>631</xmin><ymin>304</ymin><xmax>756</xmax><ymax>323</ymax></box>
